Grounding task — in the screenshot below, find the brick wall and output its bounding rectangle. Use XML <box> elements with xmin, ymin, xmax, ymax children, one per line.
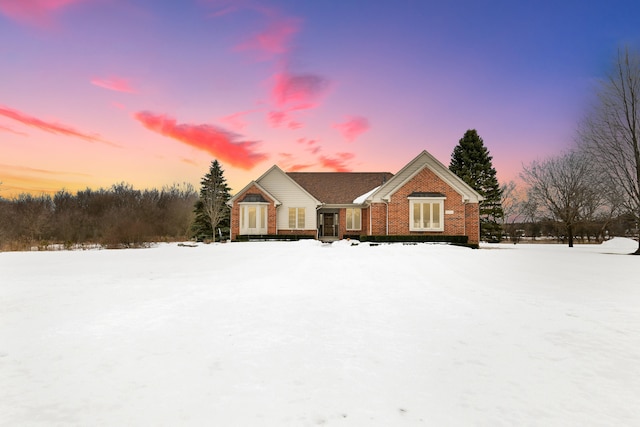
<box><xmin>465</xmin><ymin>203</ymin><xmax>480</xmax><ymax>245</ymax></box>
<box><xmin>230</xmin><ymin>185</ymin><xmax>277</xmax><ymax>239</ymax></box>
<box><xmin>369</xmin><ymin>203</ymin><xmax>387</xmax><ymax>235</ymax></box>
<box><xmin>381</xmin><ymin>166</ymin><xmax>479</xmax><ymax>241</ymax></box>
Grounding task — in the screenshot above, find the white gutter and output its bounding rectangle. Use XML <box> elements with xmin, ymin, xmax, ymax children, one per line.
<box><xmin>385</xmin><ymin>201</ymin><xmax>389</xmax><ymax>235</ymax></box>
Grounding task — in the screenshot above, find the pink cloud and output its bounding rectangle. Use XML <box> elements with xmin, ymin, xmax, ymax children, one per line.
<box><xmin>0</xmin><ymin>0</ymin><xmax>84</xmax><ymax>27</ymax></box>
<box><xmin>0</xmin><ymin>105</ymin><xmax>116</xmax><ymax>146</ymax></box>
<box><xmin>319</xmin><ymin>153</ymin><xmax>355</xmax><ymax>172</ymax></box>
<box><xmin>0</xmin><ymin>124</ymin><xmax>28</xmax><ymax>136</ymax></box>
<box><xmin>236</xmin><ymin>16</ymin><xmax>301</xmax><ymax>59</ymax></box>
<box><xmin>265</xmin><ymin>71</ymin><xmax>329</xmax><ymax>129</ymax></box>
<box><xmin>271</xmin><ymin>71</ymin><xmax>329</xmax><ymax>109</ymax></box>
<box><xmin>267</xmin><ymin>110</ymin><xmax>302</xmax><ymax>129</ymax></box>
<box><xmin>181</xmin><ymin>158</ymin><xmax>198</xmax><ymax>166</ymax></box>
<box><xmin>333</xmin><ymin>116</ymin><xmax>370</xmax><ymax>142</ymax></box>
<box><xmin>288</xmin><ymin>163</ymin><xmax>313</xmax><ymax>172</ymax></box>
<box><xmin>296</xmin><ymin>137</ymin><xmax>317</xmax><ymax>146</ymax></box>
<box><xmin>133</xmin><ymin>111</ymin><xmax>268</xmax><ymax>170</ymax></box>
<box><xmin>267</xmin><ymin>110</ymin><xmax>287</xmax><ymax>128</ymax></box>
<box><xmin>219</xmin><ymin>109</ymin><xmax>260</xmax><ymax>131</ymax></box>
<box><xmin>296</xmin><ymin>137</ymin><xmax>321</xmax><ymax>154</ymax></box>
<box><xmin>0</xmin><ymin>163</ymin><xmax>90</xmax><ymax>176</ymax></box>
<box><xmin>91</xmin><ymin>76</ymin><xmax>137</xmax><ymax>94</ymax></box>
<box><xmin>276</xmin><ymin>152</ymin><xmax>313</xmax><ymax>172</ymax></box>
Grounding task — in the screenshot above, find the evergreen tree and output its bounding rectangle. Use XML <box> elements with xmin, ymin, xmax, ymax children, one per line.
<box><xmin>192</xmin><ymin>160</ymin><xmax>232</xmax><ymax>241</ymax></box>
<box><xmin>449</xmin><ymin>129</ymin><xmax>504</xmax><ymax>242</ymax></box>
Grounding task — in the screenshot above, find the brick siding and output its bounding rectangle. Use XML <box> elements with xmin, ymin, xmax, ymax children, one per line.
<box><xmin>229</xmin><ymin>184</ymin><xmax>277</xmax><ymax>240</ymax></box>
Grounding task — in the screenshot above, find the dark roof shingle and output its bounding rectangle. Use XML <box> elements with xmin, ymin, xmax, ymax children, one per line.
<box><xmin>287</xmin><ymin>172</ymin><xmax>393</xmax><ymax>204</ymax></box>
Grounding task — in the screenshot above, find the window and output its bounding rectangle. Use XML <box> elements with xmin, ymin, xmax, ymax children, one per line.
<box><xmin>409</xmin><ymin>198</ymin><xmax>444</xmax><ymax>231</ymax></box>
<box><xmin>239</xmin><ymin>203</ymin><xmax>268</xmax><ymax>234</ymax></box>
<box><xmin>288</xmin><ymin>207</ymin><xmax>305</xmax><ymax>229</ymax></box>
<box><xmin>346</xmin><ymin>208</ymin><xmax>361</xmax><ymax>230</ymax></box>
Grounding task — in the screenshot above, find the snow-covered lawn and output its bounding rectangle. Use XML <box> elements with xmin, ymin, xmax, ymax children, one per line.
<box><xmin>1</xmin><ymin>239</ymin><xmax>639</xmax><ymax>426</ymax></box>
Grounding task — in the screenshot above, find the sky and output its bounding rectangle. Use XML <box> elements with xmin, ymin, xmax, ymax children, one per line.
<box><xmin>1</xmin><ymin>0</ymin><xmax>640</xmax><ymax>197</ymax></box>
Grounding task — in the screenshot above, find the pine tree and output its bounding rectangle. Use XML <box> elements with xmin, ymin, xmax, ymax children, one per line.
<box><xmin>192</xmin><ymin>160</ymin><xmax>232</xmax><ymax>241</ymax></box>
<box><xmin>449</xmin><ymin>129</ymin><xmax>504</xmax><ymax>242</ymax></box>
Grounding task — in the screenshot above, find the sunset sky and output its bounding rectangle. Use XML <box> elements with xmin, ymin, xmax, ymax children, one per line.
<box><xmin>2</xmin><ymin>0</ymin><xmax>640</xmax><ymax>197</ymax></box>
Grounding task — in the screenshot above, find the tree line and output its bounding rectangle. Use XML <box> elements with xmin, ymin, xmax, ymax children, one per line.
<box><xmin>3</xmin><ymin>48</ymin><xmax>639</xmax><ymax>253</ymax></box>
<box><xmin>0</xmin><ymin>183</ymin><xmax>198</xmax><ymax>250</ymax></box>
<box><xmin>451</xmin><ymin>47</ymin><xmax>640</xmax><ymax>254</ymax></box>
<box><xmin>509</xmin><ymin>47</ymin><xmax>640</xmax><ymax>253</ymax></box>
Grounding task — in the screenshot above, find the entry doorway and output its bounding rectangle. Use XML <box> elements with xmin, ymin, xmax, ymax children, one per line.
<box><xmin>320</xmin><ymin>212</ymin><xmax>338</xmax><ymax>237</ymax></box>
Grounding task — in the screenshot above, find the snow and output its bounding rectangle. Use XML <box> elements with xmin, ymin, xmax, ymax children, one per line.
<box><xmin>352</xmin><ymin>185</ymin><xmax>380</xmax><ymax>204</ymax></box>
<box><xmin>1</xmin><ymin>239</ymin><xmax>640</xmax><ymax>426</ymax></box>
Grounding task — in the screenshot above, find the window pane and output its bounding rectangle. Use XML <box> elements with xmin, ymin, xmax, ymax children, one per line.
<box><xmin>260</xmin><ymin>206</ymin><xmax>266</xmax><ymax>229</ymax></box>
<box><xmin>240</xmin><ymin>206</ymin><xmax>245</xmax><ymax>228</ymax></box>
<box><xmin>298</xmin><ymin>208</ymin><xmax>305</xmax><ymax>228</ymax></box>
<box><xmin>354</xmin><ymin>208</ymin><xmax>361</xmax><ymax>229</ymax></box>
<box><xmin>413</xmin><ymin>202</ymin><xmax>421</xmax><ymax>228</ymax></box>
<box><xmin>289</xmin><ymin>208</ymin><xmax>296</xmax><ymax>228</ymax></box>
<box><xmin>248</xmin><ymin>206</ymin><xmax>256</xmax><ymax>228</ymax></box>
<box><xmin>432</xmin><ymin>202</ymin><xmax>440</xmax><ymax>228</ymax></box>
<box><xmin>423</xmin><ymin>203</ymin><xmax>431</xmax><ymax>228</ymax></box>
<box><xmin>346</xmin><ymin>209</ymin><xmax>353</xmax><ymax>229</ymax></box>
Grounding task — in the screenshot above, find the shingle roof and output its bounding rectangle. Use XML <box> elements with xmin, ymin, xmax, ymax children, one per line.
<box><xmin>286</xmin><ymin>172</ymin><xmax>394</xmax><ymax>204</ymax></box>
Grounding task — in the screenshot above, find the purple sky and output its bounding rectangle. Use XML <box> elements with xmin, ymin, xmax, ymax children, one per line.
<box><xmin>1</xmin><ymin>0</ymin><xmax>639</xmax><ymax>196</ymax></box>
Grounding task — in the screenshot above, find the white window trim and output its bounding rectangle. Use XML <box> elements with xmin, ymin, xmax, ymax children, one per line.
<box><xmin>346</xmin><ymin>208</ymin><xmax>362</xmax><ymax>231</ymax></box>
<box><xmin>408</xmin><ymin>197</ymin><xmax>445</xmax><ymax>232</ymax></box>
<box><xmin>239</xmin><ymin>202</ymin><xmax>269</xmax><ymax>234</ymax></box>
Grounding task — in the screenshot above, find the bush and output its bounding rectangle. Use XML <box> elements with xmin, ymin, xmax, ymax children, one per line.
<box><xmin>234</xmin><ymin>234</ymin><xmax>316</xmax><ymax>242</ymax></box>
<box><xmin>357</xmin><ymin>235</ymin><xmax>478</xmax><ymax>249</ymax></box>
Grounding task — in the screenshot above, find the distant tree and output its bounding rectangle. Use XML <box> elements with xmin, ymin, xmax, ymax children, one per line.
<box><xmin>521</xmin><ymin>151</ymin><xmax>602</xmax><ymax>247</ymax></box>
<box><xmin>578</xmin><ymin>46</ymin><xmax>640</xmax><ymax>254</ymax></box>
<box><xmin>449</xmin><ymin>129</ymin><xmax>504</xmax><ymax>241</ymax></box>
<box><xmin>192</xmin><ymin>160</ymin><xmax>232</xmax><ymax>241</ymax></box>
<box><xmin>500</xmin><ymin>180</ymin><xmax>526</xmax><ymax>242</ymax></box>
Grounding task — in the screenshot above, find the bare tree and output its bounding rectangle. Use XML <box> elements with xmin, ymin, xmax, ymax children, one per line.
<box><xmin>500</xmin><ymin>180</ymin><xmax>524</xmax><ymax>242</ymax></box>
<box><xmin>521</xmin><ymin>151</ymin><xmax>602</xmax><ymax>247</ymax></box>
<box><xmin>578</xmin><ymin>47</ymin><xmax>640</xmax><ymax>253</ymax></box>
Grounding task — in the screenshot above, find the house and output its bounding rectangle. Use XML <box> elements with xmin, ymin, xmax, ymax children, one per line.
<box><xmin>227</xmin><ymin>150</ymin><xmax>484</xmax><ymax>245</ymax></box>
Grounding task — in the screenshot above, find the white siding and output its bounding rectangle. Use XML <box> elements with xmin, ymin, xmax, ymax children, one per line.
<box><xmin>258</xmin><ymin>168</ymin><xmax>319</xmax><ymax>230</ymax></box>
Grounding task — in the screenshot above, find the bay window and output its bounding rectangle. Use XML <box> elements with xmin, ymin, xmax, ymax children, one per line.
<box><xmin>409</xmin><ymin>197</ymin><xmax>445</xmax><ymax>231</ymax></box>
<box><xmin>239</xmin><ymin>203</ymin><xmax>268</xmax><ymax>234</ymax></box>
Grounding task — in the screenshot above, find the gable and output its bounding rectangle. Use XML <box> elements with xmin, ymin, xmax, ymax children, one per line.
<box><xmin>370</xmin><ymin>150</ymin><xmax>484</xmax><ymax>204</ymax></box>
<box><xmin>227</xmin><ymin>180</ymin><xmax>280</xmax><ymax>207</ymax></box>
<box><xmin>258</xmin><ymin>166</ymin><xmax>321</xmax><ymax>206</ymax></box>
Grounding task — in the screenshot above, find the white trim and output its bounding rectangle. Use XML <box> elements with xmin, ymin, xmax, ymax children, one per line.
<box><xmin>227</xmin><ymin>180</ymin><xmax>281</xmax><ymax>207</ymax></box>
<box><xmin>345</xmin><ymin>207</ymin><xmax>362</xmax><ymax>231</ymax></box>
<box><xmin>368</xmin><ymin>151</ymin><xmax>484</xmax><ymax>204</ymax></box>
<box><xmin>239</xmin><ymin>202</ymin><xmax>269</xmax><ymax>235</ymax></box>
<box><xmin>288</xmin><ymin>207</ymin><xmax>306</xmax><ymax>229</ymax></box>
<box><xmin>408</xmin><ymin>196</ymin><xmax>445</xmax><ymax>232</ymax></box>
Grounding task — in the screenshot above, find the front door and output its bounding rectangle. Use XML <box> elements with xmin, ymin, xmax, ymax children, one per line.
<box><xmin>322</xmin><ymin>213</ymin><xmax>336</xmax><ymax>237</ymax></box>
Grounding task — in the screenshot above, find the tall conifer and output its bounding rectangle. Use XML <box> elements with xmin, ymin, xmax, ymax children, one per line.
<box><xmin>192</xmin><ymin>160</ymin><xmax>231</xmax><ymax>241</ymax></box>
<box><xmin>449</xmin><ymin>129</ymin><xmax>504</xmax><ymax>242</ymax></box>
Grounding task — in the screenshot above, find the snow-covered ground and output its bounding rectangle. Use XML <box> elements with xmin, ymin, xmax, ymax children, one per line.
<box><xmin>1</xmin><ymin>238</ymin><xmax>639</xmax><ymax>426</ymax></box>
